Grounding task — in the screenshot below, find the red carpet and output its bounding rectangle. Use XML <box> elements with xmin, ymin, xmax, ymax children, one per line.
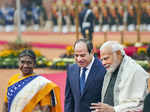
<box><xmin>0</xmin><ymin>40</ymin><xmax>68</xmax><ymax>49</ymax></box>
<box><xmin>41</xmin><ymin>72</ymin><xmax>66</xmax><ymax>112</ymax></box>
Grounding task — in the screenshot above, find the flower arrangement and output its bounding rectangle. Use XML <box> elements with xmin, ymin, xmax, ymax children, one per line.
<box><xmin>137</xmin><ymin>47</ymin><xmax>147</xmax><ymax>55</ymax></box>
<box><xmin>50</xmin><ymin>58</ymin><xmax>75</xmax><ymax>69</ymax></box>
<box><xmin>123</xmin><ymin>42</ymin><xmax>134</xmax><ymax>47</ymax></box>
<box><xmin>142</xmin><ymin>42</ymin><xmax>150</xmax><ymax>46</ymax></box>
<box><xmin>136</xmin><ymin>60</ymin><xmax>150</xmax><ymax>71</ymax></box>
<box><xmin>36</xmin><ymin>55</ymin><xmax>51</xmax><ymax>68</ymax></box>
<box><xmin>123</xmin><ymin>42</ymin><xmax>150</xmax><ymax>48</ymax></box>
<box><xmin>66</xmin><ymin>46</ymin><xmax>74</xmax><ymax>56</ymax></box>
<box><xmin>134</xmin><ymin>42</ymin><xmax>143</xmax><ymax>47</ymax></box>
<box><xmin>60</xmin><ymin>46</ymin><xmax>74</xmax><ymax>58</ymax></box>
<box><xmin>0</xmin><ymin>42</ymin><xmax>50</xmax><ymax>68</ymax></box>
<box><xmin>0</xmin><ymin>48</ymin><xmax>51</xmax><ymax>68</ymax></box>
<box><xmin>131</xmin><ymin>47</ymin><xmax>148</xmax><ymax>61</ymax></box>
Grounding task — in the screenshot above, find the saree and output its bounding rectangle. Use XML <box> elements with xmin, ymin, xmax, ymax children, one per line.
<box><xmin>4</xmin><ymin>73</ymin><xmax>61</xmax><ymax>112</ymax></box>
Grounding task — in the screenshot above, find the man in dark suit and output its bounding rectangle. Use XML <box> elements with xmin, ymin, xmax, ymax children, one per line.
<box><xmin>64</xmin><ymin>39</ymin><xmax>106</xmax><ymax>112</ymax></box>
<box><xmin>143</xmin><ymin>93</ymin><xmax>150</xmax><ymax>112</ymax></box>
<box><xmin>143</xmin><ymin>45</ymin><xmax>150</xmax><ymax>112</ymax></box>
<box><xmin>79</xmin><ymin>0</ymin><xmax>95</xmax><ymax>41</ymax></box>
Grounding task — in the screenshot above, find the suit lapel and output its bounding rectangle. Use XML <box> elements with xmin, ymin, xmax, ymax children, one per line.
<box><xmin>73</xmin><ymin>66</ymin><xmax>81</xmax><ymax>96</ymax></box>
<box><xmin>81</xmin><ymin>58</ymin><xmax>97</xmax><ymax>97</ymax></box>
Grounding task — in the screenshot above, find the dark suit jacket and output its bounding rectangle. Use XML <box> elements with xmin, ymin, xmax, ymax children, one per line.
<box><xmin>143</xmin><ymin>93</ymin><xmax>150</xmax><ymax>112</ymax></box>
<box><xmin>64</xmin><ymin>57</ymin><xmax>106</xmax><ymax>112</ymax></box>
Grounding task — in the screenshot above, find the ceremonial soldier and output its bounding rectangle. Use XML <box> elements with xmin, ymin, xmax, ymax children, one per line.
<box><xmin>62</xmin><ymin>6</ymin><xmax>69</xmax><ymax>33</ymax></box>
<box><xmin>20</xmin><ymin>7</ymin><xmax>27</xmax><ymax>32</ymax></box>
<box><xmin>4</xmin><ymin>6</ymin><xmax>15</xmax><ymax>32</ymax></box>
<box><xmin>69</xmin><ymin>5</ymin><xmax>75</xmax><ymax>32</ymax></box>
<box><xmin>145</xmin><ymin>5</ymin><xmax>150</xmax><ymax>31</ymax></box>
<box><xmin>140</xmin><ymin>3</ymin><xmax>147</xmax><ymax>31</ymax></box>
<box><xmin>127</xmin><ymin>1</ymin><xmax>137</xmax><ymax>31</ymax></box>
<box><xmin>79</xmin><ymin>0</ymin><xmax>95</xmax><ymax>41</ymax></box>
<box><xmin>109</xmin><ymin>5</ymin><xmax>118</xmax><ymax>32</ymax></box>
<box><xmin>101</xmin><ymin>6</ymin><xmax>110</xmax><ymax>32</ymax></box>
<box><xmin>0</xmin><ymin>8</ymin><xmax>5</xmax><ymax>31</ymax></box>
<box><xmin>32</xmin><ymin>4</ymin><xmax>41</xmax><ymax>31</ymax></box>
<box><xmin>92</xmin><ymin>4</ymin><xmax>100</xmax><ymax>32</ymax></box>
<box><xmin>117</xmin><ymin>5</ymin><xmax>125</xmax><ymax>31</ymax></box>
<box><xmin>51</xmin><ymin>4</ymin><xmax>58</xmax><ymax>32</ymax></box>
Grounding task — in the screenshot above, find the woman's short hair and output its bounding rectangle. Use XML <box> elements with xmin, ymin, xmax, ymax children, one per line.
<box><xmin>19</xmin><ymin>49</ymin><xmax>36</xmax><ymax>63</ymax></box>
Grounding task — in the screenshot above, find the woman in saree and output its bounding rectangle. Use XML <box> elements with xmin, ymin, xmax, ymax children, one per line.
<box><xmin>3</xmin><ymin>49</ymin><xmax>61</xmax><ymax>112</ymax></box>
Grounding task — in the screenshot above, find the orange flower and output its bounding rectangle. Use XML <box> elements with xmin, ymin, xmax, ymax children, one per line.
<box><xmin>137</xmin><ymin>47</ymin><xmax>146</xmax><ymax>55</ymax></box>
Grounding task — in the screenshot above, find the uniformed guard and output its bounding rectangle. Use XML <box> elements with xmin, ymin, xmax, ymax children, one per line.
<box><xmin>0</xmin><ymin>8</ymin><xmax>5</xmax><ymax>31</ymax></box>
<box><xmin>4</xmin><ymin>6</ymin><xmax>15</xmax><ymax>32</ymax></box>
<box><xmin>109</xmin><ymin>5</ymin><xmax>118</xmax><ymax>32</ymax></box>
<box><xmin>117</xmin><ymin>5</ymin><xmax>125</xmax><ymax>31</ymax></box>
<box><xmin>101</xmin><ymin>5</ymin><xmax>110</xmax><ymax>32</ymax></box>
<box><xmin>32</xmin><ymin>4</ymin><xmax>41</xmax><ymax>31</ymax></box>
<box><xmin>79</xmin><ymin>0</ymin><xmax>95</xmax><ymax>41</ymax></box>
<box><xmin>127</xmin><ymin>1</ymin><xmax>137</xmax><ymax>31</ymax></box>
<box><xmin>145</xmin><ymin>5</ymin><xmax>150</xmax><ymax>31</ymax></box>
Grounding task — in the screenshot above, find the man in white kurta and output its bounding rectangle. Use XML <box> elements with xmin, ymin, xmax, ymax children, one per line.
<box><xmin>90</xmin><ymin>41</ymin><xmax>149</xmax><ymax>112</ymax></box>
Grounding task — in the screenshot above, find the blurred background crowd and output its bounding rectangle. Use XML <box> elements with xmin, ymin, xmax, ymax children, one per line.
<box><xmin>0</xmin><ymin>0</ymin><xmax>150</xmax><ymax>32</ymax></box>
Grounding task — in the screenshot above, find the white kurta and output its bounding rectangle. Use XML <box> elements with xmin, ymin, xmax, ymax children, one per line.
<box><xmin>101</xmin><ymin>55</ymin><xmax>150</xmax><ymax>112</ymax></box>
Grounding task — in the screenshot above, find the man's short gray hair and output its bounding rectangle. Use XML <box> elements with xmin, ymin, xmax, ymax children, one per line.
<box><xmin>100</xmin><ymin>41</ymin><xmax>125</xmax><ymax>55</ymax></box>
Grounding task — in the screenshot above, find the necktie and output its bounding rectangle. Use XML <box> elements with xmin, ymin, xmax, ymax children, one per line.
<box><xmin>80</xmin><ymin>67</ymin><xmax>87</xmax><ymax>94</ymax></box>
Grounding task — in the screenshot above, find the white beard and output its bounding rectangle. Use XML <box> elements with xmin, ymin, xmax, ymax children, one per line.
<box><xmin>107</xmin><ymin>53</ymin><xmax>120</xmax><ymax>73</ymax></box>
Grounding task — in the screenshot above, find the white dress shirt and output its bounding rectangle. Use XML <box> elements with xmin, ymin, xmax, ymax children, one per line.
<box><xmin>80</xmin><ymin>56</ymin><xmax>95</xmax><ymax>82</ymax></box>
